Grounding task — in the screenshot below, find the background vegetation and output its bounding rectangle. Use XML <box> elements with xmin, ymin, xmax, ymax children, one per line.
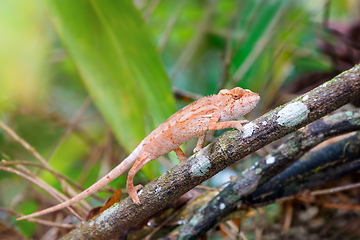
<box><xmin>0</xmin><ymin>0</ymin><xmax>359</xmax><ymax>239</ymax></box>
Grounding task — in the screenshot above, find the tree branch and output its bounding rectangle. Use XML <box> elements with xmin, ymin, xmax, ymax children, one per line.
<box><xmin>171</xmin><ymin>111</ymin><xmax>360</xmax><ymax>240</ymax></box>
<box><xmin>249</xmin><ymin>132</ymin><xmax>360</xmax><ymax>205</ymax></box>
<box><xmin>61</xmin><ymin>64</ymin><xmax>360</xmax><ymax>240</ymax></box>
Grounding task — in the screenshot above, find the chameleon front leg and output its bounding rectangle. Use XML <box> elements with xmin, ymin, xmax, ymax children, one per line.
<box><xmin>127</xmin><ymin>152</ymin><xmax>151</xmax><ymax>205</ymax></box>
<box><xmin>210</xmin><ymin>119</ymin><xmax>249</xmax><ymax>131</ymax></box>
<box><xmin>208</xmin><ymin>113</ymin><xmax>249</xmax><ymax>132</ymax></box>
<box><xmin>193</xmin><ymin>114</ymin><xmax>249</xmax><ymax>153</ymax></box>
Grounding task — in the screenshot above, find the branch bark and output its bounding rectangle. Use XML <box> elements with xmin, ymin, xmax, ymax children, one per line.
<box><xmin>61</xmin><ymin>64</ymin><xmax>360</xmax><ymax>240</ymax></box>
<box><xmin>170</xmin><ymin>110</ymin><xmax>360</xmax><ymax>239</ymax></box>
<box><xmin>249</xmin><ymin>132</ymin><xmax>360</xmax><ymax>205</ymax></box>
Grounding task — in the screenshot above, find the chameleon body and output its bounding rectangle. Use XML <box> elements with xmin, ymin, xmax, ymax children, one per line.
<box><xmin>18</xmin><ymin>87</ymin><xmax>260</xmax><ymax>220</ymax></box>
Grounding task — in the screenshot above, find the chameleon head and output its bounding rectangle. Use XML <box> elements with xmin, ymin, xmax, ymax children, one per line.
<box><xmin>218</xmin><ymin>87</ymin><xmax>260</xmax><ymax>121</ymax></box>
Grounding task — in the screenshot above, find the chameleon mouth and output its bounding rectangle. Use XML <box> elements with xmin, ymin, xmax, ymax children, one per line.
<box><xmin>250</xmin><ymin>94</ymin><xmax>261</xmax><ymax>104</ymax></box>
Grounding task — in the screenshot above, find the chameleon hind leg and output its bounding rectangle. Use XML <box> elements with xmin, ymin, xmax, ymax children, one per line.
<box><xmin>127</xmin><ymin>152</ymin><xmax>151</xmax><ymax>205</ymax></box>
<box><xmin>193</xmin><ymin>134</ymin><xmax>206</xmax><ymax>153</ymax></box>
<box><xmin>174</xmin><ymin>147</ymin><xmax>187</xmax><ymax>162</ymax></box>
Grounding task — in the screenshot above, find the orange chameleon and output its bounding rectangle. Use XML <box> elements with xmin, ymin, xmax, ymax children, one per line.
<box><xmin>18</xmin><ymin>87</ymin><xmax>260</xmax><ymax>220</ymax></box>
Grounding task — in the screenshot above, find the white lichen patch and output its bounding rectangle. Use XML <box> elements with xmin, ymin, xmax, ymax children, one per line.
<box><xmin>180</xmin><ymin>213</ymin><xmax>204</xmax><ymax>236</ymax></box>
<box><xmin>177</xmin><ymin>220</ymin><xmax>187</xmax><ymax>225</ymax></box>
<box><xmin>154</xmin><ymin>185</ymin><xmax>162</xmax><ymax>195</ymax></box>
<box><xmin>189</xmin><ymin>213</ymin><xmax>204</xmax><ymax>225</ymax></box>
<box><xmin>219</xmin><ymin>203</ymin><xmax>226</xmax><ymax>210</ymax></box>
<box><xmin>241</xmin><ymin>168</ymin><xmax>249</xmax><ymax>175</ymax></box>
<box><xmin>302</xmin><ymin>95</ymin><xmax>309</xmax><ymax>101</ymax></box>
<box><xmin>242</xmin><ymin>122</ymin><xmax>257</xmax><ymax>138</ymax></box>
<box><xmin>190</xmin><ymin>155</ymin><xmax>211</xmax><ymax>177</ymax></box>
<box><xmin>345</xmin><ymin>111</ymin><xmax>353</xmax><ymax>117</ymax></box>
<box><xmin>137</xmin><ymin>189</ymin><xmax>143</xmax><ymax>195</ymax></box>
<box><xmin>277</xmin><ymin>102</ymin><xmax>309</xmax><ymax>127</ymax></box>
<box><xmin>324</xmin><ymin>111</ymin><xmax>348</xmax><ymax>125</ymax></box>
<box><xmin>261</xmin><ymin>121</ymin><xmax>268</xmax><ymax>126</ymax></box>
<box><xmin>266</xmin><ymin>156</ymin><xmax>275</xmax><ymax>165</ymax></box>
<box><xmin>321</xmin><ymin>81</ymin><xmax>330</xmax><ymax>87</ymax></box>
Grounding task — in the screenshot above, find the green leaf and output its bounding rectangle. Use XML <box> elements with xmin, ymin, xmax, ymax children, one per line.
<box><xmin>41</xmin><ymin>0</ymin><xmax>176</xmax><ymax>156</ymax></box>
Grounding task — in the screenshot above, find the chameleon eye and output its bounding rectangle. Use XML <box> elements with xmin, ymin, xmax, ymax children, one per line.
<box><xmin>233</xmin><ymin>92</ymin><xmax>243</xmax><ymax>100</ymax></box>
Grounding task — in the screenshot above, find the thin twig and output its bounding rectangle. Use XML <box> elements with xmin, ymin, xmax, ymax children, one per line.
<box><xmin>233</xmin><ymin>1</ymin><xmax>288</xmax><ymax>83</ymax></box>
<box><xmin>13</xmin><ymin>164</ymin><xmax>88</xmax><ymax>217</ymax></box>
<box><xmin>170</xmin><ymin>0</ymin><xmax>218</xmax><ymax>80</ymax></box>
<box><xmin>0</xmin><ymin>166</ymin><xmax>84</xmax><ymax>221</ymax></box>
<box><xmin>0</xmin><ymin>121</ymin><xmax>51</xmax><ymax>167</ymax></box>
<box><xmin>231</xmin><ymin>1</ymin><xmax>264</xmax><ymax>59</ymax></box>
<box><xmin>46</xmin><ymin>98</ymin><xmax>92</xmax><ymax>162</ymax></box>
<box><xmin>298</xmin><ymin>197</ymin><xmax>360</xmax><ymax>211</ymax></box>
<box><xmin>157</xmin><ymin>0</ymin><xmax>188</xmax><ymax>53</ymax></box>
<box><xmin>311</xmin><ymin>182</ymin><xmax>360</xmax><ymax>196</ymax></box>
<box><xmin>0</xmin><ymin>207</ymin><xmax>74</xmax><ymax>229</ymax></box>
<box><xmin>219</xmin><ymin>2</ymin><xmax>243</xmax><ymax>89</ymax></box>
<box><xmin>143</xmin><ymin>0</ymin><xmax>161</xmax><ymax>20</ymax></box>
<box><xmin>0</xmin><ymin>120</ymin><xmax>91</xmax><ymax>213</ymax></box>
<box><xmin>1</xmin><ymin>160</ymin><xmax>83</xmax><ymax>190</ymax></box>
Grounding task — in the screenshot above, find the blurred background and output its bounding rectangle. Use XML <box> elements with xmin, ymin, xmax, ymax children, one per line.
<box><xmin>0</xmin><ymin>0</ymin><xmax>359</xmax><ymax>239</ymax></box>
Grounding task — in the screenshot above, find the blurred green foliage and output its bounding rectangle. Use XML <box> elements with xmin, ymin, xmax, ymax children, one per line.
<box><xmin>0</xmin><ymin>0</ymin><xmax>358</xmax><ymax>237</ymax></box>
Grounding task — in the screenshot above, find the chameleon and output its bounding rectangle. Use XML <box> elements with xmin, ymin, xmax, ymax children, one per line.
<box><xmin>18</xmin><ymin>87</ymin><xmax>260</xmax><ymax>220</ymax></box>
